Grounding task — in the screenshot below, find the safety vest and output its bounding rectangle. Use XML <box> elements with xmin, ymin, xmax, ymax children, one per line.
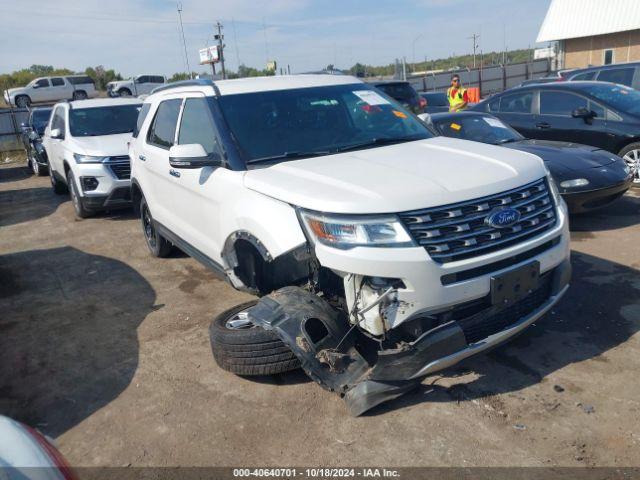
<box><xmin>447</xmin><ymin>86</ymin><xmax>467</xmax><ymax>111</ymax></box>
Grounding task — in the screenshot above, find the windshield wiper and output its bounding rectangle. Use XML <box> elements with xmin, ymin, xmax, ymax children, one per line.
<box><xmin>335</xmin><ymin>136</ymin><xmax>423</xmax><ymax>153</ymax></box>
<box><xmin>247</xmin><ymin>150</ymin><xmax>331</xmax><ymax>164</ymax></box>
<box><xmin>496</xmin><ymin>138</ymin><xmax>519</xmax><ymax>144</ymax></box>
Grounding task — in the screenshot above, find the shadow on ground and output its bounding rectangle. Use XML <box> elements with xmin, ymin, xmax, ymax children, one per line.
<box><xmin>570</xmin><ymin>192</ymin><xmax>640</xmax><ymax>233</ymax></box>
<box><xmin>0</xmin><ymin>187</ymin><xmax>67</xmax><ymax>227</ymax></box>
<box><xmin>0</xmin><ymin>166</ymin><xmax>30</xmax><ymax>184</ymax></box>
<box><xmin>0</xmin><ymin>247</ymin><xmax>158</xmax><ymax>438</ymax></box>
<box><xmin>364</xmin><ymin>251</ymin><xmax>640</xmax><ymax>415</ymax></box>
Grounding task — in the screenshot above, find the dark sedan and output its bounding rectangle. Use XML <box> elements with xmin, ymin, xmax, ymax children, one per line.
<box><xmin>20</xmin><ymin>106</ymin><xmax>52</xmax><ymax>176</ymax></box>
<box><xmin>471</xmin><ymin>81</ymin><xmax>640</xmax><ymax>187</ymax></box>
<box><xmin>423</xmin><ymin>111</ymin><xmax>633</xmax><ymax>213</ymax></box>
<box><xmin>373</xmin><ymin>81</ymin><xmax>426</xmax><ymax>114</ymax></box>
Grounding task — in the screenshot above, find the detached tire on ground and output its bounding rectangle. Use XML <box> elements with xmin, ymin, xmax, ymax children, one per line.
<box><xmin>210</xmin><ymin>301</ymin><xmax>300</xmax><ymax>376</ymax></box>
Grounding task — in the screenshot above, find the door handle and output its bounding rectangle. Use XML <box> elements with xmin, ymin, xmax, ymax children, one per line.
<box><xmin>535</xmin><ymin>122</ymin><xmax>551</xmax><ymax>129</ymax></box>
<box><xmin>169</xmin><ymin>169</ymin><xmax>181</xmax><ymax>178</ymax></box>
<box><xmin>138</xmin><ymin>155</ymin><xmax>146</xmax><ymax>161</ymax></box>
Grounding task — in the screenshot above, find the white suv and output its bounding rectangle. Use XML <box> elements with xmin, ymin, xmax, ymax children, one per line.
<box><xmin>43</xmin><ymin>98</ymin><xmax>142</xmax><ymax>218</ymax></box>
<box><xmin>130</xmin><ymin>76</ymin><xmax>571</xmax><ymax>415</ymax></box>
<box><xmin>3</xmin><ymin>75</ymin><xmax>97</xmax><ymax>108</ymax></box>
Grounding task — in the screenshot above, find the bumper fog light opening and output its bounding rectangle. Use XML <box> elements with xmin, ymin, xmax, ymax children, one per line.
<box><xmin>81</xmin><ymin>176</ymin><xmax>99</xmax><ymax>192</ymax></box>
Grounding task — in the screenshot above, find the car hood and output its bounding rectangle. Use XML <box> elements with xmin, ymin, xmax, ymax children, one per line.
<box><xmin>243</xmin><ymin>136</ymin><xmax>546</xmax><ymax>214</ymax></box>
<box><xmin>5</xmin><ymin>87</ymin><xmax>26</xmax><ymax>97</ymax></box>
<box><xmin>70</xmin><ymin>133</ymin><xmax>132</xmax><ymax>157</ymax></box>
<box><xmin>504</xmin><ymin>139</ymin><xmax>618</xmax><ymax>171</ymax></box>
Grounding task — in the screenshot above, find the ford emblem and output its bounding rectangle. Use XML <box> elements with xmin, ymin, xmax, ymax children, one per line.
<box><xmin>485</xmin><ymin>207</ymin><xmax>521</xmax><ymax>228</ymax></box>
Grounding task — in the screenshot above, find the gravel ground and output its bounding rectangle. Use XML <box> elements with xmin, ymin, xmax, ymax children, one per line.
<box><xmin>1</xmin><ymin>161</ymin><xmax>639</xmax><ymax>467</ymax></box>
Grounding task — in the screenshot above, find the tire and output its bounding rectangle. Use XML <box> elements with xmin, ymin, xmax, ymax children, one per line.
<box><xmin>49</xmin><ymin>164</ymin><xmax>68</xmax><ymax>195</ymax></box>
<box><xmin>67</xmin><ymin>170</ymin><xmax>94</xmax><ymax>219</ymax></box>
<box><xmin>15</xmin><ymin>95</ymin><xmax>31</xmax><ymax>108</ymax></box>
<box><xmin>72</xmin><ymin>90</ymin><xmax>87</xmax><ymax>100</ymax></box>
<box><xmin>619</xmin><ymin>143</ymin><xmax>640</xmax><ymax>188</ymax></box>
<box><xmin>118</xmin><ymin>88</ymin><xmax>132</xmax><ymax>97</ymax></box>
<box><xmin>210</xmin><ymin>302</ymin><xmax>300</xmax><ymax>376</ymax></box>
<box><xmin>140</xmin><ymin>196</ymin><xmax>173</xmax><ymax>257</ymax></box>
<box><xmin>29</xmin><ymin>154</ymin><xmax>46</xmax><ymax>176</ymax></box>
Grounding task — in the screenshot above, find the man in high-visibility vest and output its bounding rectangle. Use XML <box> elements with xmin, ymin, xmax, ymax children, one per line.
<box><xmin>447</xmin><ymin>74</ymin><xmax>469</xmax><ymax>112</ymax></box>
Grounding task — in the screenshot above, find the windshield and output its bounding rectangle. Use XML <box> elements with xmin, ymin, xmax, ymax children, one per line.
<box><xmin>582</xmin><ymin>83</ymin><xmax>640</xmax><ymax>116</ymax></box>
<box><xmin>433</xmin><ymin>115</ymin><xmax>523</xmax><ymax>145</ymax></box>
<box><xmin>32</xmin><ymin>109</ymin><xmax>52</xmax><ymax>134</ymax></box>
<box><xmin>375</xmin><ymin>83</ymin><xmax>417</xmax><ymax>100</ymax></box>
<box><xmin>69</xmin><ymin>105</ymin><xmax>141</xmax><ymax>137</ymax></box>
<box><xmin>217</xmin><ymin>84</ymin><xmax>432</xmax><ymax>164</ymax></box>
<box><xmin>422</xmin><ymin>93</ymin><xmax>448</xmax><ymax>106</ymax></box>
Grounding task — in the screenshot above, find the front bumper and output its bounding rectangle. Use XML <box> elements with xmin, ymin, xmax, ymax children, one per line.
<box><xmin>561</xmin><ymin>178</ymin><xmax>632</xmax><ymax>213</ymax></box>
<box><xmin>246</xmin><ymin>258</ymin><xmax>570</xmax><ymax>415</ymax></box>
<box><xmin>71</xmin><ymin>162</ymin><xmax>132</xmax><ymax>211</ymax></box>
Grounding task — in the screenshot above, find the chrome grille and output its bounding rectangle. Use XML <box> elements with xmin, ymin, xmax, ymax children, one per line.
<box><xmin>398</xmin><ymin>178</ymin><xmax>557</xmax><ymax>263</ymax></box>
<box><xmin>106</xmin><ymin>156</ymin><xmax>131</xmax><ymax>180</ymax></box>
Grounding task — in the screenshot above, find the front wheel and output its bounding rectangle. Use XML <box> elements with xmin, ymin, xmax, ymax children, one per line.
<box><xmin>209</xmin><ymin>302</ymin><xmax>300</xmax><ymax>376</ymax></box>
<box><xmin>140</xmin><ymin>196</ymin><xmax>173</xmax><ymax>257</ymax></box>
<box><xmin>15</xmin><ymin>95</ymin><xmax>31</xmax><ymax>108</ymax></box>
<box><xmin>67</xmin><ymin>170</ymin><xmax>94</xmax><ymax>218</ymax></box>
<box><xmin>118</xmin><ymin>88</ymin><xmax>132</xmax><ymax>97</ymax></box>
<box><xmin>49</xmin><ymin>165</ymin><xmax>68</xmax><ymax>194</ymax></box>
<box><xmin>619</xmin><ymin>143</ymin><xmax>640</xmax><ymax>188</ymax></box>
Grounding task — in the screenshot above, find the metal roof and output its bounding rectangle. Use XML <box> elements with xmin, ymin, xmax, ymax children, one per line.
<box><xmin>537</xmin><ymin>0</ymin><xmax>640</xmax><ymax>42</ymax></box>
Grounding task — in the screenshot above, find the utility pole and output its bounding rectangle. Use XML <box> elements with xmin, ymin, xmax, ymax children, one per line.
<box><xmin>215</xmin><ymin>22</ymin><xmax>226</xmax><ymax>79</ymax></box>
<box><xmin>177</xmin><ymin>3</ymin><xmax>192</xmax><ymax>78</ymax></box>
<box><xmin>468</xmin><ymin>33</ymin><xmax>480</xmax><ymax>68</ymax></box>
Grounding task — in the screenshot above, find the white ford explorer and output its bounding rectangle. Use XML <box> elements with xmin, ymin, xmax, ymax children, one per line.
<box><xmin>130</xmin><ymin>76</ymin><xmax>571</xmax><ymax>415</ymax></box>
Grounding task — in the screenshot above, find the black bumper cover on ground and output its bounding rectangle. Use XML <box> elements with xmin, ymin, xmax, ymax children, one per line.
<box><xmin>245</xmin><ymin>259</ymin><xmax>571</xmax><ymax>416</ymax></box>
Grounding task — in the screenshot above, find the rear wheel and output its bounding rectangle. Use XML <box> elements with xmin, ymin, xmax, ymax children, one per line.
<box><xmin>209</xmin><ymin>302</ymin><xmax>300</xmax><ymax>376</ymax></box>
<box><xmin>140</xmin><ymin>196</ymin><xmax>173</xmax><ymax>257</ymax></box>
<box><xmin>619</xmin><ymin>143</ymin><xmax>640</xmax><ymax>188</ymax></box>
<box><xmin>72</xmin><ymin>90</ymin><xmax>87</xmax><ymax>100</ymax></box>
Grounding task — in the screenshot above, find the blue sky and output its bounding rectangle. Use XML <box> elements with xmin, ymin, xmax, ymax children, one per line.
<box><xmin>0</xmin><ymin>0</ymin><xmax>553</xmax><ymax>77</ymax></box>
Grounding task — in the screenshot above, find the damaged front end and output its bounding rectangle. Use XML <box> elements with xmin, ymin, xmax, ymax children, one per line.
<box><xmin>244</xmin><ymin>259</ymin><xmax>571</xmax><ymax>416</ymax></box>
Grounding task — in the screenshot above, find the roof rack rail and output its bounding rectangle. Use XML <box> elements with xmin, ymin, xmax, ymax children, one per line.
<box><xmin>151</xmin><ymin>79</ymin><xmax>215</xmax><ymax>95</ymax></box>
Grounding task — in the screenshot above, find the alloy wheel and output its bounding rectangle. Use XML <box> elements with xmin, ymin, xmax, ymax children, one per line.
<box><xmin>224</xmin><ymin>310</ymin><xmax>256</xmax><ymax>330</ymax></box>
<box><xmin>623</xmin><ymin>149</ymin><xmax>640</xmax><ymax>185</ymax></box>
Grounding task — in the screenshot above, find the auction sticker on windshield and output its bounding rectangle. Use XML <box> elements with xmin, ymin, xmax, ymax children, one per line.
<box><xmin>353</xmin><ymin>90</ymin><xmax>390</xmax><ymax>105</ymax></box>
<box><xmin>484</xmin><ymin>117</ymin><xmax>508</xmax><ymax>128</ymax></box>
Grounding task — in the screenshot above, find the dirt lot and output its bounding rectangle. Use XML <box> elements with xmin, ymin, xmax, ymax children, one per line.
<box><xmin>1</xmin><ymin>161</ymin><xmax>639</xmax><ymax>467</ymax></box>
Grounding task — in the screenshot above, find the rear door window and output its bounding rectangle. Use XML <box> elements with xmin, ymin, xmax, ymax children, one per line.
<box><xmin>51</xmin><ymin>77</ymin><xmax>65</xmax><ymax>87</ymax></box>
<box><xmin>151</xmin><ymin>76</ymin><xmax>165</xmax><ymax>84</ymax></box>
<box><xmin>498</xmin><ymin>91</ymin><xmax>533</xmax><ymax>113</ymax></box>
<box><xmin>540</xmin><ymin>91</ymin><xmax>588</xmax><ymax>116</ymax></box>
<box><xmin>571</xmin><ymin>71</ymin><xmax>596</xmax><ymax>81</ymax></box>
<box><xmin>596</xmin><ymin>67</ymin><xmax>635</xmax><ymax>86</ymax></box>
<box><xmin>147</xmin><ymin>99</ymin><xmax>182</xmax><ymax>149</ymax></box>
<box><xmin>133</xmin><ymin>103</ymin><xmax>151</xmax><ymax>138</ymax></box>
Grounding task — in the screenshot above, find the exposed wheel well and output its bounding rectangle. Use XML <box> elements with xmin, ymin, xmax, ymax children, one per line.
<box><xmin>63</xmin><ymin>162</ymin><xmax>71</xmax><ymax>178</ymax></box>
<box><xmin>224</xmin><ymin>235</ymin><xmax>312</xmax><ymax>296</ymax></box>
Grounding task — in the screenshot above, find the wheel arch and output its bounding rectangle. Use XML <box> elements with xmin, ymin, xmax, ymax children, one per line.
<box><xmin>615</xmin><ymin>137</ymin><xmax>640</xmax><ymax>156</ymax></box>
<box><xmin>131</xmin><ymin>179</ymin><xmax>143</xmax><ymax>215</ymax></box>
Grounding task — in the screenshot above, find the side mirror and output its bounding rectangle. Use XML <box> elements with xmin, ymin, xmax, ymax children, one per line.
<box><xmin>29</xmin><ymin>131</ymin><xmax>39</xmax><ymax>141</ymax></box>
<box><xmin>169</xmin><ymin>144</ymin><xmax>222</xmax><ymax>169</ymax></box>
<box><xmin>571</xmin><ymin>107</ymin><xmax>594</xmax><ymax>119</ymax></box>
<box><xmin>50</xmin><ymin>128</ymin><xmax>64</xmax><ymax>139</ymax></box>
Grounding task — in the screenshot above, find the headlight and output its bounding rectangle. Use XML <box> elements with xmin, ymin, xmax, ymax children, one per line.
<box><xmin>299</xmin><ymin>210</ymin><xmax>415</xmax><ymax>249</ymax></box>
<box><xmin>559</xmin><ymin>178</ymin><xmax>589</xmax><ymax>188</ymax></box>
<box><xmin>74</xmin><ymin>153</ymin><xmax>109</xmax><ymax>164</ymax></box>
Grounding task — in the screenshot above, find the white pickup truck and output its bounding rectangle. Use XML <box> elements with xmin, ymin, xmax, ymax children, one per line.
<box><xmin>106</xmin><ymin>75</ymin><xmax>166</xmax><ymax>97</ymax></box>
<box><xmin>3</xmin><ymin>75</ymin><xmax>97</xmax><ymax>108</ymax></box>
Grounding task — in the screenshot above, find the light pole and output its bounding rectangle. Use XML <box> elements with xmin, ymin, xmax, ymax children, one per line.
<box><xmin>412</xmin><ymin>34</ymin><xmax>423</xmax><ymax>72</ymax></box>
